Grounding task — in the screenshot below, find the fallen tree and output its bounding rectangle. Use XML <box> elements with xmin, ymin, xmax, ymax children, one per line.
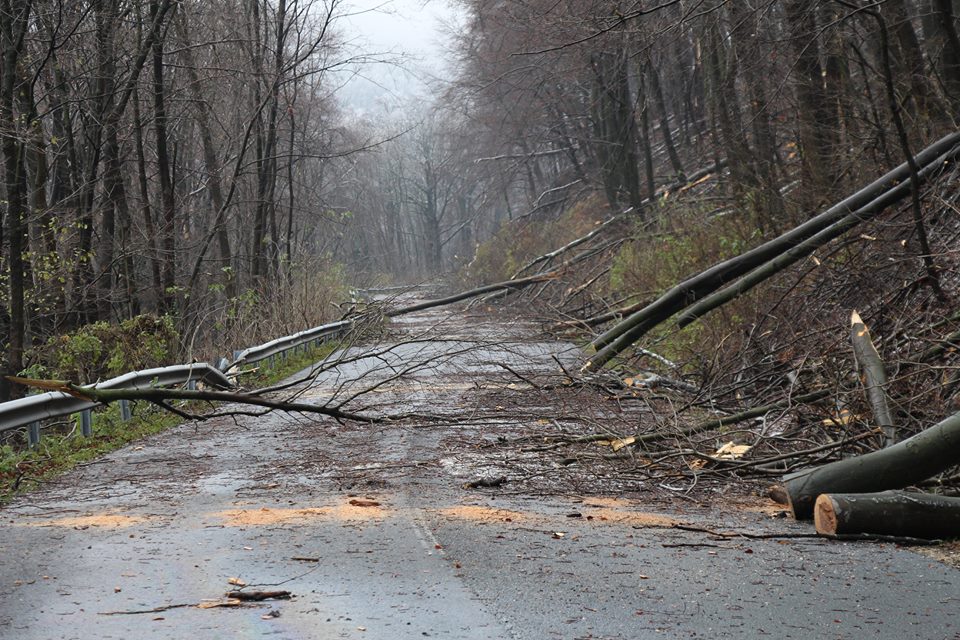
<box><xmin>814</xmin><ymin>491</ymin><xmax>960</xmax><ymax>539</ymax></box>
<box><xmin>581</xmin><ymin>131</ymin><xmax>960</xmax><ymax>372</ymax></box>
<box><xmin>7</xmin><ymin>376</ymin><xmax>378</xmax><ymax>422</ymax></box>
<box><xmin>673</xmin><ymin>148</ymin><xmax>959</xmax><ymax>329</ymax></box>
<box><xmin>781</xmin><ymin>408</ymin><xmax>960</xmax><ymax>519</ymax></box>
<box><xmin>385</xmin><ymin>271</ymin><xmax>560</xmax><ymax>317</ymax></box>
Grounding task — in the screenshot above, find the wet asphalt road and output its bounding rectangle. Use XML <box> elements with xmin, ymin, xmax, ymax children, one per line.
<box><xmin>1</xmin><ymin>303</ymin><xmax>959</xmax><ymax>639</ymax></box>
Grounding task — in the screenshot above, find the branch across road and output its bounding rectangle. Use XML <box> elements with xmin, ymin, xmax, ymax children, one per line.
<box><xmin>1</xmin><ymin>300</ymin><xmax>958</xmax><ymax>639</ymax></box>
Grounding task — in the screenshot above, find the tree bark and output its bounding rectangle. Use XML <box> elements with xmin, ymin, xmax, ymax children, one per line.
<box><xmin>850</xmin><ymin>311</ymin><xmax>894</xmax><ymax>446</ymax></box>
<box><xmin>385</xmin><ymin>271</ymin><xmax>559</xmax><ymax>318</ymax></box>
<box><xmin>784</xmin><ymin>408</ymin><xmax>960</xmax><ymax>519</ymax></box>
<box><xmin>786</xmin><ymin>1</ymin><xmax>836</xmax><ymax>207</ymax></box>
<box><xmin>0</xmin><ymin>0</ymin><xmax>31</xmax><ymax>402</ymax></box>
<box><xmin>815</xmin><ymin>491</ymin><xmax>960</xmax><ymax>539</ymax></box>
<box><xmin>151</xmin><ymin>0</ymin><xmax>176</xmax><ymax>311</ymax></box>
<box><xmin>176</xmin><ymin>10</ymin><xmax>235</xmax><ymax>298</ymax></box>
<box><xmin>645</xmin><ymin>61</ymin><xmax>685</xmax><ymax>182</ymax></box>
<box><xmin>674</xmin><ymin>143</ymin><xmax>958</xmax><ymax>328</ymax></box>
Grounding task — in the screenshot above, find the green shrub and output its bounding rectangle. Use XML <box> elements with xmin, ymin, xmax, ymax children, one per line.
<box><xmin>27</xmin><ymin>314</ymin><xmax>179</xmax><ymax>383</ymax></box>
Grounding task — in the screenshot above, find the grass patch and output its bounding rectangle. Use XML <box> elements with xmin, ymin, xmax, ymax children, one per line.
<box><xmin>0</xmin><ymin>340</ymin><xmax>342</xmax><ymax>505</ymax></box>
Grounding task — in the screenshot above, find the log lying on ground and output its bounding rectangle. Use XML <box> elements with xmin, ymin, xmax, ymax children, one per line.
<box><xmin>815</xmin><ymin>491</ymin><xmax>960</xmax><ymax>539</ymax></box>
<box><xmin>783</xmin><ymin>408</ymin><xmax>960</xmax><ymax>519</ymax></box>
<box><xmin>385</xmin><ymin>271</ymin><xmax>559</xmax><ymax>317</ymax></box>
<box><xmin>582</xmin><ymin>131</ymin><xmax>960</xmax><ymax>372</ymax></box>
<box><xmin>849</xmin><ymin>311</ymin><xmax>895</xmax><ymax>446</ymax></box>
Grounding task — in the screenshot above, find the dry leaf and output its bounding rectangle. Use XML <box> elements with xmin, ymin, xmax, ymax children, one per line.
<box><xmin>227</xmin><ymin>577</ymin><xmax>246</xmax><ymax>587</ymax></box>
<box><xmin>610</xmin><ymin>436</ymin><xmax>636</xmax><ymax>452</ymax></box>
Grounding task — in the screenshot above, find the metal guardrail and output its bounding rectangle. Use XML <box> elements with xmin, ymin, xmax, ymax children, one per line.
<box><xmin>228</xmin><ymin>319</ymin><xmax>352</xmax><ymax>369</ymax></box>
<box><xmin>0</xmin><ymin>364</ymin><xmax>233</xmax><ymax>435</ymax></box>
<box><xmin>0</xmin><ymin>317</ymin><xmax>355</xmax><ymax>447</ymax></box>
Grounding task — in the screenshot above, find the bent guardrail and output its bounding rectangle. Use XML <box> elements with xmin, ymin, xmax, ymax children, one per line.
<box><xmin>0</xmin><ymin>364</ymin><xmax>234</xmax><ymax>444</ymax></box>
<box><xmin>0</xmin><ymin>316</ymin><xmax>356</xmax><ymax>448</ymax></box>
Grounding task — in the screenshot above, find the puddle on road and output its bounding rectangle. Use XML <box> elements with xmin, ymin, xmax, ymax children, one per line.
<box><xmin>16</xmin><ymin>513</ymin><xmax>152</xmax><ymax>528</ymax></box>
<box><xmin>215</xmin><ymin>498</ymin><xmax>391</xmax><ymax>526</ymax></box>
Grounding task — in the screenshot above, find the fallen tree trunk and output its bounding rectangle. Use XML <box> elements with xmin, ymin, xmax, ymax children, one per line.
<box><xmin>814</xmin><ymin>491</ymin><xmax>960</xmax><ymax>539</ymax></box>
<box><xmin>673</xmin><ymin>148</ymin><xmax>960</xmax><ymax>329</ymax></box>
<box><xmin>582</xmin><ymin>132</ymin><xmax>960</xmax><ymax>371</ymax></box>
<box><xmin>385</xmin><ymin>271</ymin><xmax>559</xmax><ymax>317</ymax></box>
<box><xmin>783</xmin><ymin>408</ymin><xmax>960</xmax><ymax>519</ymax></box>
<box><xmin>849</xmin><ymin>311</ymin><xmax>895</xmax><ymax>446</ymax></box>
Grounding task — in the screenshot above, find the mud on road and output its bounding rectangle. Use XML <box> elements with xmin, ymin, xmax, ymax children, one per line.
<box><xmin>2</xmin><ymin>302</ymin><xmax>959</xmax><ymax>639</ymax></box>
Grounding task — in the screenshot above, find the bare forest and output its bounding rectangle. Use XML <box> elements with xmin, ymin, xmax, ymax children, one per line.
<box><xmin>7</xmin><ymin>2</ymin><xmax>960</xmax><ymax>634</ymax></box>
<box><xmin>3</xmin><ymin>0</ymin><xmax>960</xmax><ymax>514</ymax></box>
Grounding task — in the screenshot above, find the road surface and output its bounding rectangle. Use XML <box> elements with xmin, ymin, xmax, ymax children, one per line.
<box><xmin>1</xmin><ymin>301</ymin><xmax>958</xmax><ymax>639</ymax></box>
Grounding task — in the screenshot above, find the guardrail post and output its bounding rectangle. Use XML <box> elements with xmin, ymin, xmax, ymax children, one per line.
<box><xmin>119</xmin><ymin>399</ymin><xmax>132</xmax><ymax>421</ymax></box>
<box><xmin>187</xmin><ymin>379</ymin><xmax>197</xmax><ymax>391</ymax></box>
<box><xmin>80</xmin><ymin>410</ymin><xmax>93</xmax><ymax>437</ymax></box>
<box><xmin>233</xmin><ymin>350</ymin><xmax>242</xmax><ymax>362</ymax></box>
<box><xmin>216</xmin><ymin>357</ymin><xmax>229</xmax><ymax>371</ymax></box>
<box><xmin>28</xmin><ymin>422</ymin><xmax>40</xmax><ymax>447</ymax></box>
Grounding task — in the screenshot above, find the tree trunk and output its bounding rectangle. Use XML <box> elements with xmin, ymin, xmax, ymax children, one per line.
<box><xmin>583</xmin><ymin>132</ymin><xmax>960</xmax><ymax>371</ymax></box>
<box><xmin>590</xmin><ymin>47</ymin><xmax>644</xmax><ymax>213</ymax></box>
<box><xmin>646</xmin><ymin>61</ymin><xmax>685</xmax><ymax>182</ymax></box>
<box><xmin>132</xmin><ymin>88</ymin><xmax>163</xmax><ymax>302</ymax></box>
<box><xmin>784</xmin><ymin>408</ymin><xmax>960</xmax><ymax>519</ymax></box>
<box><xmin>176</xmin><ymin>10</ymin><xmax>235</xmax><ymax>298</ymax></box>
<box><xmin>850</xmin><ymin>311</ymin><xmax>894</xmax><ymax>446</ymax></box>
<box><xmin>703</xmin><ymin>18</ymin><xmax>753</xmax><ymax>202</ymax></box>
<box><xmin>786</xmin><ymin>1</ymin><xmax>836</xmax><ymax>207</ymax></box>
<box><xmin>0</xmin><ymin>0</ymin><xmax>30</xmax><ymax>402</ymax></box>
<box><xmin>815</xmin><ymin>491</ymin><xmax>960</xmax><ymax>539</ymax></box>
<box><xmin>934</xmin><ymin>0</ymin><xmax>960</xmax><ymax>105</ymax></box>
<box><xmin>151</xmin><ymin>0</ymin><xmax>176</xmax><ymax>311</ymax></box>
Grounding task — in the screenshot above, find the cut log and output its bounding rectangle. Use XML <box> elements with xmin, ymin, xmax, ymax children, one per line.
<box><xmin>849</xmin><ymin>311</ymin><xmax>894</xmax><ymax>446</ymax></box>
<box><xmin>582</xmin><ymin>132</ymin><xmax>960</xmax><ymax>372</ymax></box>
<box><xmin>783</xmin><ymin>408</ymin><xmax>960</xmax><ymax>519</ymax></box>
<box><xmin>815</xmin><ymin>491</ymin><xmax>960</xmax><ymax>539</ymax></box>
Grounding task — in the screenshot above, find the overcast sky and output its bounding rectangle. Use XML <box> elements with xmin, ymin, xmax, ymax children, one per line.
<box><xmin>337</xmin><ymin>0</ymin><xmax>463</xmax><ymax>113</ymax></box>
